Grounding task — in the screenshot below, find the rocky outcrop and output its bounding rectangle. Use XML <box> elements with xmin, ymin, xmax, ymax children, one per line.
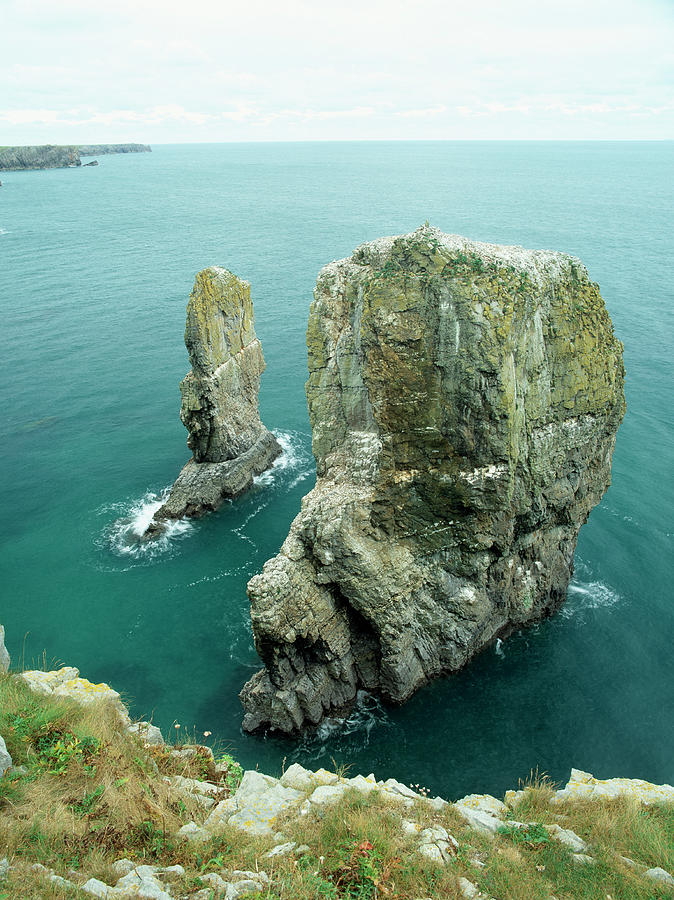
<box><xmin>147</xmin><ymin>267</ymin><xmax>280</xmax><ymax>531</ymax></box>
<box><xmin>77</xmin><ymin>143</ymin><xmax>151</xmax><ymax>155</ymax></box>
<box><xmin>19</xmin><ymin>666</ymin><xmax>131</xmax><ymax>724</ymax></box>
<box><xmin>240</xmin><ymin>225</ymin><xmax>626</xmax><ymax>733</ymax></box>
<box><xmin>0</xmin><ymin>145</ymin><xmax>81</xmax><ymax>171</ymax></box>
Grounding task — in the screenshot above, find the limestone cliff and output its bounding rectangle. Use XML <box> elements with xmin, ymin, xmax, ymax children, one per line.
<box><xmin>148</xmin><ymin>267</ymin><xmax>280</xmax><ymax>529</ymax></box>
<box><xmin>240</xmin><ymin>226</ymin><xmax>625</xmax><ymax>733</ymax></box>
<box><xmin>0</xmin><ymin>144</ymin><xmax>150</xmax><ymax>170</ymax></box>
<box><xmin>0</xmin><ymin>145</ymin><xmax>81</xmax><ymax>171</ymax></box>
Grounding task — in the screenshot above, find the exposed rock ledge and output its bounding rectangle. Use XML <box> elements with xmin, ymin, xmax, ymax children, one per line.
<box><xmin>241</xmin><ymin>226</ymin><xmax>626</xmax><ymax>734</ymax></box>
<box><xmin>146</xmin><ymin>267</ymin><xmax>280</xmax><ymax>535</ymax></box>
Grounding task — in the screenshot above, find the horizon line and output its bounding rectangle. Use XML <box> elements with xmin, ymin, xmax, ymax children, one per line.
<box><xmin>6</xmin><ymin>138</ymin><xmax>673</xmax><ymax>146</ymax></box>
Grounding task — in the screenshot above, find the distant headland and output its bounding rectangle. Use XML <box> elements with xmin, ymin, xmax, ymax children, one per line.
<box><xmin>77</xmin><ymin>143</ymin><xmax>151</xmax><ymax>156</ymax></box>
<box><xmin>0</xmin><ymin>143</ymin><xmax>151</xmax><ymax>171</ymax></box>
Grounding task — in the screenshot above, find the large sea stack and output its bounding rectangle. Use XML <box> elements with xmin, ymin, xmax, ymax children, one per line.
<box><xmin>148</xmin><ymin>267</ymin><xmax>280</xmax><ymax>531</ymax></box>
<box><xmin>240</xmin><ymin>226</ymin><xmax>626</xmax><ymax>733</ymax></box>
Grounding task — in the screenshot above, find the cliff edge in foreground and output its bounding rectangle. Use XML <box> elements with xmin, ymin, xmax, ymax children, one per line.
<box><xmin>241</xmin><ymin>225</ymin><xmax>626</xmax><ymax>734</ymax></box>
<box><xmin>147</xmin><ymin>267</ymin><xmax>280</xmax><ymax>532</ymax></box>
<box><xmin>1</xmin><ymin>648</ymin><xmax>672</xmax><ymax>899</ymax></box>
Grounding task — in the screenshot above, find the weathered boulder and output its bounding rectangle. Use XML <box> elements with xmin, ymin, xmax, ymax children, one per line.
<box><xmin>544</xmin><ymin>824</ymin><xmax>588</xmax><ymax>853</ymax></box>
<box><xmin>240</xmin><ymin>226</ymin><xmax>625</xmax><ymax>733</ymax></box>
<box><xmin>455</xmin><ymin>794</ymin><xmax>508</xmax><ymax>836</ymax></box>
<box><xmin>551</xmin><ymin>768</ymin><xmax>674</xmax><ymax>805</ymax></box>
<box><xmin>0</xmin><ymin>625</ymin><xmax>9</xmax><ymax>672</ymax></box>
<box><xmin>644</xmin><ymin>867</ymin><xmax>674</xmax><ymax>887</ymax></box>
<box><xmin>176</xmin><ymin>821</ymin><xmax>210</xmax><ymax>843</ymax></box>
<box><xmin>204</xmin><ymin>769</ymin><xmax>302</xmax><ymax>836</ymax></box>
<box><xmin>148</xmin><ymin>267</ymin><xmax>280</xmax><ymax>531</ymax></box>
<box><xmin>19</xmin><ymin>667</ymin><xmax>130</xmax><ymax>724</ymax></box>
<box><xmin>418</xmin><ymin>825</ymin><xmax>459</xmax><ymax>863</ymax></box>
<box><xmin>127</xmin><ymin>721</ymin><xmax>164</xmax><ymax>745</ymax></box>
<box><xmin>0</xmin><ymin>735</ymin><xmax>12</xmax><ymax>776</ymax></box>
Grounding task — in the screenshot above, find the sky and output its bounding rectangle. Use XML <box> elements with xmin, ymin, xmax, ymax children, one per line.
<box><xmin>2</xmin><ymin>0</ymin><xmax>673</xmax><ymax>143</ymax></box>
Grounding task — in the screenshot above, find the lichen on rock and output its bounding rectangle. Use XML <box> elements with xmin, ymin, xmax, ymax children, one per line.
<box><xmin>240</xmin><ymin>225</ymin><xmax>626</xmax><ymax>734</ymax></box>
<box><xmin>148</xmin><ymin>267</ymin><xmax>280</xmax><ymax>532</ymax></box>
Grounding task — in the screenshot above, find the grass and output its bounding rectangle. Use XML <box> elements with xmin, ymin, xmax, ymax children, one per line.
<box><xmin>1</xmin><ymin>672</ymin><xmax>673</xmax><ymax>898</ymax></box>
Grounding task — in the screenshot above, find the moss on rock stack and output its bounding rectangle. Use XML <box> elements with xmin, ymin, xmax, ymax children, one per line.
<box><xmin>240</xmin><ymin>225</ymin><xmax>625</xmax><ymax>733</ymax></box>
<box><xmin>149</xmin><ymin>267</ymin><xmax>280</xmax><ymax>529</ymax></box>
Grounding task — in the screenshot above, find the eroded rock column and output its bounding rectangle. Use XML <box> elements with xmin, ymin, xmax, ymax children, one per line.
<box><xmin>240</xmin><ymin>226</ymin><xmax>625</xmax><ymax>733</ymax></box>
<box><xmin>148</xmin><ymin>267</ymin><xmax>280</xmax><ymax>531</ymax></box>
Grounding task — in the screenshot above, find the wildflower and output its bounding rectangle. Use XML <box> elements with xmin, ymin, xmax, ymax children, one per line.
<box><xmin>203</xmin><ymin>730</ymin><xmax>212</xmax><ymax>737</ymax></box>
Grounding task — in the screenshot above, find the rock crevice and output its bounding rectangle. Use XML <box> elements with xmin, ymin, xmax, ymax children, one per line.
<box><xmin>240</xmin><ymin>226</ymin><xmax>625</xmax><ymax>733</ymax></box>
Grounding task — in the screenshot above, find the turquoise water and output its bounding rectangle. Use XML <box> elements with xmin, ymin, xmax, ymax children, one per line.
<box><xmin>1</xmin><ymin>142</ymin><xmax>672</xmax><ymax>799</ymax></box>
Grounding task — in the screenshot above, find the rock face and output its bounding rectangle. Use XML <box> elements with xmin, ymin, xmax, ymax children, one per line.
<box><xmin>0</xmin><ymin>145</ymin><xmax>81</xmax><ymax>171</ymax></box>
<box><xmin>240</xmin><ymin>226</ymin><xmax>625</xmax><ymax>733</ymax></box>
<box><xmin>149</xmin><ymin>267</ymin><xmax>280</xmax><ymax>528</ymax></box>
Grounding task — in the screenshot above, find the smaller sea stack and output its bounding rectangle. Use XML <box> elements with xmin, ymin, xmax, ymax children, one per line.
<box><xmin>146</xmin><ymin>267</ymin><xmax>280</xmax><ymax>535</ymax></box>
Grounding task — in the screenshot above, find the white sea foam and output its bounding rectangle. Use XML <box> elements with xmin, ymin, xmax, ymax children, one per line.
<box><xmin>289</xmin><ymin>468</ymin><xmax>313</xmax><ymax>489</ymax></box>
<box><xmin>0</xmin><ymin>228</ymin><xmax>8</xmax><ymax>236</ymax></box>
<box><xmin>561</xmin><ymin>578</ymin><xmax>622</xmax><ymax>619</ymax></box>
<box><xmin>100</xmin><ymin>432</ymin><xmax>311</xmax><ymax>564</ymax></box>
<box><xmin>295</xmin><ymin>690</ymin><xmax>392</xmax><ymax>763</ymax></box>
<box><xmin>104</xmin><ymin>489</ymin><xmax>193</xmax><ymax>560</ymax></box>
<box><xmin>253</xmin><ymin>430</ymin><xmax>313</xmax><ymax>487</ymax></box>
<box><xmin>494</xmin><ymin>637</ymin><xmax>505</xmax><ymax>657</ymax></box>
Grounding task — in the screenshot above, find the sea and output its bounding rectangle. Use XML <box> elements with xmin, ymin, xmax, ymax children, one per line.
<box><xmin>1</xmin><ymin>141</ymin><xmax>672</xmax><ymax>799</ymax></box>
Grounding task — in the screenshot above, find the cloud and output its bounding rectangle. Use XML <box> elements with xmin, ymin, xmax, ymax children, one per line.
<box><xmin>2</xmin><ymin>0</ymin><xmax>673</xmax><ymax>140</ymax></box>
<box><xmin>396</xmin><ymin>106</ymin><xmax>448</xmax><ymax>118</ymax></box>
<box><xmin>0</xmin><ymin>105</ymin><xmax>217</xmax><ymax>127</ymax></box>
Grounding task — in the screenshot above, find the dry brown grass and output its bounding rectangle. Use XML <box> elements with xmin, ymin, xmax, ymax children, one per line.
<box><xmin>1</xmin><ymin>672</ymin><xmax>673</xmax><ymax>900</ymax></box>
